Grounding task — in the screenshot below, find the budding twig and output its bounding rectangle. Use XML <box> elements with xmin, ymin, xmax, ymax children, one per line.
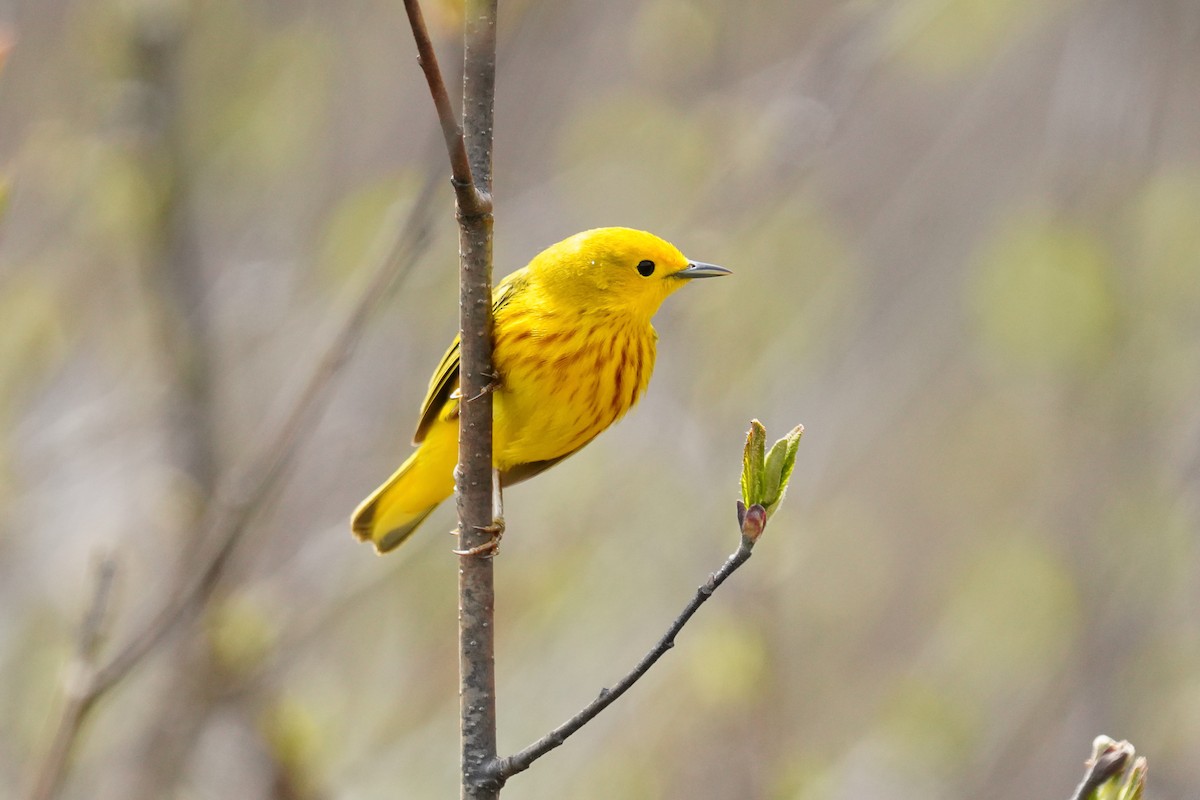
<box><xmin>490</xmin><ymin>505</ymin><xmax>768</xmax><ymax>782</ymax></box>
<box><xmin>1069</xmin><ymin>737</ymin><xmax>1145</xmax><ymax>800</ymax></box>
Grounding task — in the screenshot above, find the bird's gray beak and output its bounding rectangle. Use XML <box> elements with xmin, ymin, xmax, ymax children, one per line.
<box><xmin>671</xmin><ymin>261</ymin><xmax>732</xmax><ymax>279</ymax></box>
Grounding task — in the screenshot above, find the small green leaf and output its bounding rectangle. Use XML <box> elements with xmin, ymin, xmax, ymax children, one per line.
<box><xmin>740</xmin><ymin>420</ymin><xmax>804</xmax><ymax>520</ymax></box>
<box><xmin>741</xmin><ymin>419</ymin><xmax>766</xmax><ymax>508</ymax></box>
<box><xmin>1123</xmin><ymin>757</ymin><xmax>1147</xmax><ymax>800</ymax></box>
<box><xmin>762</xmin><ymin>424</ymin><xmax>804</xmax><ymax>515</ymax></box>
<box><xmin>762</xmin><ymin>438</ymin><xmax>787</xmax><ymax>509</ymax></box>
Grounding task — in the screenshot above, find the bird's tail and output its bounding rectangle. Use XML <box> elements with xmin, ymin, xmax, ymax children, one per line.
<box><xmin>351</xmin><ymin>430</ymin><xmax>457</xmax><ymax>553</ymax></box>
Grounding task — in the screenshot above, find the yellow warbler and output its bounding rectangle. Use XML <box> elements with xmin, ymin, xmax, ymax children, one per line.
<box><xmin>351</xmin><ymin>227</ymin><xmax>730</xmax><ymax>552</ymax></box>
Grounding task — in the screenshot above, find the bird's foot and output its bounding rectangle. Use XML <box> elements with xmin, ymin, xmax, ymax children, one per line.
<box><xmin>453</xmin><ymin>517</ymin><xmax>505</xmax><ymax>558</ymax></box>
<box><xmin>466</xmin><ymin>372</ymin><xmax>502</xmax><ymax>402</ymax></box>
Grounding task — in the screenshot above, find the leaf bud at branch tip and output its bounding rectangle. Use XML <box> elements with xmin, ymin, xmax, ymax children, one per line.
<box><xmin>740</xmin><ymin>419</ymin><xmax>804</xmax><ymax>524</ymax></box>
<box><xmin>1081</xmin><ymin>736</ymin><xmax>1146</xmax><ymax>800</ymax></box>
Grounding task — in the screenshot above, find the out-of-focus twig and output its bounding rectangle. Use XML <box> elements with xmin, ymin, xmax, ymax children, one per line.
<box><xmin>22</xmin><ymin>125</ymin><xmax>440</xmax><ymax>800</ymax></box>
<box><xmin>25</xmin><ymin>557</ymin><xmax>117</xmax><ymax>800</ymax></box>
<box><xmin>97</xmin><ymin>172</ymin><xmax>438</xmax><ymax>691</ymax></box>
<box><xmin>122</xmin><ymin>12</ymin><xmax>221</xmax><ymax>794</ymax></box>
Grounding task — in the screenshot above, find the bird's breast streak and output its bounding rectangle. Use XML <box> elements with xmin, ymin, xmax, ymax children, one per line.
<box><xmin>493</xmin><ymin>316</ymin><xmax>654</xmax><ymax>467</ymax></box>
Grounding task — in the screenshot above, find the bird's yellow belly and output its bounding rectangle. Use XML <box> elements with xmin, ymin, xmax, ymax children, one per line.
<box><xmin>491</xmin><ymin>319</ymin><xmax>655</xmax><ymax>469</ymax></box>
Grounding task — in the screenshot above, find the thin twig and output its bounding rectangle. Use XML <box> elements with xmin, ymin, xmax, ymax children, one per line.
<box><xmin>402</xmin><ymin>0</ymin><xmax>491</xmax><ymax>218</ymax></box>
<box><xmin>25</xmin><ymin>557</ymin><xmax>117</xmax><ymax>800</ymax></box>
<box><xmin>492</xmin><ymin>526</ymin><xmax>762</xmax><ymax>781</ymax></box>
<box><xmin>93</xmin><ymin>176</ymin><xmax>437</xmax><ymax>696</ymax></box>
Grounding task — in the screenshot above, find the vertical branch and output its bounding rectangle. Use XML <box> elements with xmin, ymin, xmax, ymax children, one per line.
<box><xmin>125</xmin><ymin>12</ymin><xmax>226</xmax><ymax>796</ymax></box>
<box><xmin>462</xmin><ymin>1</ymin><xmax>497</xmax><ymax>189</ymax></box>
<box><xmin>455</xmin><ymin>0</ymin><xmax>500</xmax><ymax>798</ymax></box>
<box><xmin>402</xmin><ymin>0</ymin><xmax>499</xmax><ymax>794</ymax></box>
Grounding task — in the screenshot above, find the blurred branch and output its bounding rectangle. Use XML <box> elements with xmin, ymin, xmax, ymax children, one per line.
<box><xmin>25</xmin><ymin>558</ymin><xmax>117</xmax><ymax>800</ymax></box>
<box><xmin>123</xmin><ymin>13</ymin><xmax>221</xmax><ymax>794</ymax></box>
<box><xmin>88</xmin><ymin>169</ymin><xmax>437</xmax><ymax>693</ymax></box>
<box><xmin>23</xmin><ymin>116</ymin><xmax>439</xmax><ymax>800</ymax></box>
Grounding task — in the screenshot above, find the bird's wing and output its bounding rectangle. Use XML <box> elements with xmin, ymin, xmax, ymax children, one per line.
<box><xmin>412</xmin><ymin>273</ymin><xmax>526</xmax><ymax>445</ymax></box>
<box><xmin>411</xmin><ymin>334</ymin><xmax>461</xmax><ymax>444</ymax></box>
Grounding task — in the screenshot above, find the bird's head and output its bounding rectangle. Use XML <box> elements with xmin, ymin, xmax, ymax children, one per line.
<box><xmin>527</xmin><ymin>227</ymin><xmax>730</xmax><ymax>321</ymax></box>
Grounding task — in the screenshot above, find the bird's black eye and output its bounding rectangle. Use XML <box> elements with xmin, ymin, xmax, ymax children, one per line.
<box><xmin>636</xmin><ymin>260</ymin><xmax>655</xmax><ymax>277</ymax></box>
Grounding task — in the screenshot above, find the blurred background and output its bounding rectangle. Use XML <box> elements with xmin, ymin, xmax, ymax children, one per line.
<box><xmin>2</xmin><ymin>0</ymin><xmax>1198</xmax><ymax>797</ymax></box>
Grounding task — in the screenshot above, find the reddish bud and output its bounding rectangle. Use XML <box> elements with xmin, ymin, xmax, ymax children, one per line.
<box><xmin>740</xmin><ymin>503</ymin><xmax>767</xmax><ymax>543</ymax></box>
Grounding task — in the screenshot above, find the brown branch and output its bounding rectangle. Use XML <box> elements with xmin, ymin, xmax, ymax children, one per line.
<box><xmin>401</xmin><ymin>0</ymin><xmax>491</xmax><ymax>219</ymax></box>
<box><xmin>401</xmin><ymin>0</ymin><xmax>500</xmax><ymax>796</ymax></box>
<box><xmin>456</xmin><ymin>0</ymin><xmax>500</xmax><ymax>798</ymax></box>
<box><xmin>491</xmin><ymin>509</ymin><xmax>766</xmax><ymax>782</ymax></box>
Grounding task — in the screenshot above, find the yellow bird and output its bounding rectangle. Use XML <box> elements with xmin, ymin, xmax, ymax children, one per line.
<box><xmin>351</xmin><ymin>227</ymin><xmax>730</xmax><ymax>553</ymax></box>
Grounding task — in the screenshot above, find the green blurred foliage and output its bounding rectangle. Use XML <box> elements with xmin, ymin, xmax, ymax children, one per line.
<box><xmin>0</xmin><ymin>277</ymin><xmax>68</xmax><ymax>418</ymax></box>
<box><xmin>879</xmin><ymin>678</ymin><xmax>981</xmax><ymax>773</ymax></box>
<box><xmin>784</xmin><ymin>497</ymin><xmax>899</xmax><ymax>635</ymax></box>
<box><xmin>196</xmin><ymin>25</ymin><xmax>333</xmax><ymax>180</ymax></box>
<box><xmin>0</xmin><ymin>609</ymin><xmax>72</xmax><ymax>755</ymax></box>
<box><xmin>175</xmin><ymin>1</ymin><xmax>334</xmax><ymax>183</ymax></box>
<box><xmin>937</xmin><ymin>536</ymin><xmax>1080</xmax><ymax>688</ymax></box>
<box><xmin>1094</xmin><ymin>482</ymin><xmax>1197</xmax><ymax>610</ymax></box>
<box><xmin>685</xmin><ymin>613</ymin><xmax>769</xmax><ymax>710</ymax></box>
<box><xmin>629</xmin><ymin>0</ymin><xmax>719</xmax><ymax>89</ymax></box>
<box><xmin>1127</xmin><ymin>171</ymin><xmax>1200</xmax><ymax>316</ymax></box>
<box><xmin>206</xmin><ymin>592</ymin><xmax>278</xmax><ymax>676</ymax></box>
<box><xmin>1120</xmin><ymin>632</ymin><xmax>1200</xmax><ymax>767</ymax></box>
<box><xmin>261</xmin><ymin>694</ymin><xmax>327</xmax><ymax>793</ymax></box>
<box><xmin>970</xmin><ymin>209</ymin><xmax>1117</xmax><ymax>374</ymax></box>
<box><xmin>888</xmin><ymin>0</ymin><xmax>1074</xmax><ymax>77</ymax></box>
<box><xmin>557</xmin><ymin>90</ymin><xmax>714</xmax><ymax>226</ymax></box>
<box><xmin>315</xmin><ymin>172</ymin><xmax>424</xmax><ymax>282</ymax></box>
<box><xmin>687</xmin><ymin>195</ymin><xmax>859</xmax><ymax>419</ymax></box>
